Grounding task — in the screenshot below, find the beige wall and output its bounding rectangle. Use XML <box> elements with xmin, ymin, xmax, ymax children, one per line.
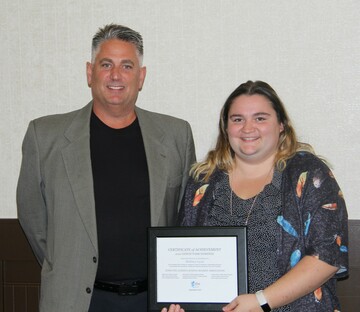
<box><xmin>1</xmin><ymin>0</ymin><xmax>359</xmax><ymax>218</ymax></box>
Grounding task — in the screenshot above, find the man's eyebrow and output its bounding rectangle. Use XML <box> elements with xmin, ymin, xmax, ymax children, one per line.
<box><xmin>98</xmin><ymin>58</ymin><xmax>135</xmax><ymax>66</ymax></box>
<box><xmin>99</xmin><ymin>58</ymin><xmax>113</xmax><ymax>63</ymax></box>
<box><xmin>120</xmin><ymin>59</ymin><xmax>135</xmax><ymax>65</ymax></box>
<box><xmin>229</xmin><ymin>113</ymin><xmax>243</xmax><ymax>118</ymax></box>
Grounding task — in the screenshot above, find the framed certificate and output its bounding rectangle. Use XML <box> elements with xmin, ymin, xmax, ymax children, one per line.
<box><xmin>148</xmin><ymin>226</ymin><xmax>248</xmax><ymax>312</ymax></box>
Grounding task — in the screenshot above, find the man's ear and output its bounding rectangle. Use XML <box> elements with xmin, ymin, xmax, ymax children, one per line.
<box><xmin>86</xmin><ymin>62</ymin><xmax>92</xmax><ymax>87</ymax></box>
<box><xmin>138</xmin><ymin>66</ymin><xmax>147</xmax><ymax>91</ymax></box>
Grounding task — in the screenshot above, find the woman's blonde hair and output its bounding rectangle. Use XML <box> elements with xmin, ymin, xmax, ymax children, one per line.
<box><xmin>192</xmin><ymin>80</ymin><xmax>315</xmax><ymax>181</ymax></box>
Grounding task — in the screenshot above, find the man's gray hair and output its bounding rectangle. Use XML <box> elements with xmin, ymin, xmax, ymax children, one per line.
<box><xmin>91</xmin><ymin>24</ymin><xmax>144</xmax><ymax>64</ymax></box>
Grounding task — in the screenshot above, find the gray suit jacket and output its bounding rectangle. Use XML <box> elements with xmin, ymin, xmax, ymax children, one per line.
<box><xmin>17</xmin><ymin>102</ymin><xmax>196</xmax><ymax>311</ymax></box>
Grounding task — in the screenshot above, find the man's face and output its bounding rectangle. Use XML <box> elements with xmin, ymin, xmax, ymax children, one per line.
<box><xmin>86</xmin><ymin>39</ymin><xmax>146</xmax><ymax>114</ymax></box>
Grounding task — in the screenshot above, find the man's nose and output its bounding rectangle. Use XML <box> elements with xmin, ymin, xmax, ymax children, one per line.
<box><xmin>110</xmin><ymin>66</ymin><xmax>121</xmax><ymax>80</ymax></box>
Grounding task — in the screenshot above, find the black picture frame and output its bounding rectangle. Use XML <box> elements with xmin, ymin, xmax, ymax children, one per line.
<box><xmin>148</xmin><ymin>226</ymin><xmax>248</xmax><ymax>312</ymax></box>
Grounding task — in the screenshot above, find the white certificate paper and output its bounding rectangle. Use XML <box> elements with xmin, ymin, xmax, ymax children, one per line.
<box><xmin>156</xmin><ymin>236</ymin><xmax>238</xmax><ymax>303</ymax></box>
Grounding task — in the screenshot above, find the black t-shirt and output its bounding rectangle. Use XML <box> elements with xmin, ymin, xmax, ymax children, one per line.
<box><xmin>90</xmin><ymin>112</ymin><xmax>150</xmax><ymax>281</ymax></box>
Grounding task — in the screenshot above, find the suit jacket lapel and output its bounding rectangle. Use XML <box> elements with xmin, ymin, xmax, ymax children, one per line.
<box><xmin>59</xmin><ymin>104</ymin><xmax>167</xmax><ymax>250</ymax></box>
<box><xmin>61</xmin><ymin>102</ymin><xmax>98</xmax><ymax>252</ymax></box>
<box><xmin>136</xmin><ymin>107</ymin><xmax>167</xmax><ymax>226</ymax></box>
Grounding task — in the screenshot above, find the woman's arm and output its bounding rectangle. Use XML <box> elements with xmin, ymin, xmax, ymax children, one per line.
<box><xmin>223</xmin><ymin>255</ymin><xmax>338</xmax><ymax>312</ymax></box>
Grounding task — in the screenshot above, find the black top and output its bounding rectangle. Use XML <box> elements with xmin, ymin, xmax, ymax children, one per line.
<box><xmin>90</xmin><ymin>112</ymin><xmax>150</xmax><ymax>281</ymax></box>
<box><xmin>208</xmin><ymin>171</ymin><xmax>290</xmax><ymax>311</ymax></box>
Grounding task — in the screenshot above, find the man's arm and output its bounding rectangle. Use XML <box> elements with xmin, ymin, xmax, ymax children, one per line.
<box><xmin>17</xmin><ymin>121</ymin><xmax>47</xmax><ymax>265</ymax></box>
<box><xmin>178</xmin><ymin>121</ymin><xmax>196</xmax><ymax>211</ymax></box>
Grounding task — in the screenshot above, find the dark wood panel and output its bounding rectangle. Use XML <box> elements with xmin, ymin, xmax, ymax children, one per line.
<box><xmin>338</xmin><ymin>296</ymin><xmax>360</xmax><ymax>312</ymax></box>
<box><xmin>337</xmin><ymin>267</ymin><xmax>360</xmax><ymax>296</ymax></box>
<box><xmin>26</xmin><ymin>287</ymin><xmax>40</xmax><ymax>312</ymax></box>
<box><xmin>0</xmin><ymin>220</ymin><xmax>36</xmax><ymax>260</ymax></box>
<box><xmin>0</xmin><ymin>261</ymin><xmax>3</xmax><ymax>312</ymax></box>
<box><xmin>337</xmin><ymin>220</ymin><xmax>360</xmax><ymax>311</ymax></box>
<box><xmin>3</xmin><ymin>261</ymin><xmax>40</xmax><ymax>284</ymax></box>
<box><xmin>3</xmin><ymin>284</ymin><xmax>40</xmax><ymax>312</ymax></box>
<box><xmin>348</xmin><ymin>220</ymin><xmax>360</xmax><ymax>267</ymax></box>
<box><xmin>0</xmin><ymin>219</ymin><xmax>359</xmax><ymax>311</ymax></box>
<box><xmin>0</xmin><ymin>220</ymin><xmax>40</xmax><ymax>312</ymax></box>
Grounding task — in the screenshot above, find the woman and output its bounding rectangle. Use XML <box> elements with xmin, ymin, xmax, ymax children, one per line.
<box><xmin>162</xmin><ymin>81</ymin><xmax>348</xmax><ymax>312</ymax></box>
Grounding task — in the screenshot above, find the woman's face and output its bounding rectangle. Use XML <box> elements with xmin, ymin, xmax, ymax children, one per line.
<box><xmin>226</xmin><ymin>94</ymin><xmax>284</xmax><ymax>164</ymax></box>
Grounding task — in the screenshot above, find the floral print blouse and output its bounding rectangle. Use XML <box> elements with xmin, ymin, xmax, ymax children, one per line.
<box><xmin>178</xmin><ymin>152</ymin><xmax>349</xmax><ymax>311</ymax></box>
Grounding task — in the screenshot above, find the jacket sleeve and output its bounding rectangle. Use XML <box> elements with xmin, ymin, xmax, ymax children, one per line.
<box><xmin>177</xmin><ymin>121</ymin><xmax>196</xmax><ymax>212</ymax></box>
<box><xmin>17</xmin><ymin>121</ymin><xmax>47</xmax><ymax>265</ymax></box>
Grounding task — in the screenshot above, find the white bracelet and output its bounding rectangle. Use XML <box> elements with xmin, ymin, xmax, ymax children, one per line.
<box><xmin>255</xmin><ymin>290</ymin><xmax>271</xmax><ymax>312</ymax></box>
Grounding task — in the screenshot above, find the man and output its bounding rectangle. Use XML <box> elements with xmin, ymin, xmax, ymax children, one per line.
<box><xmin>17</xmin><ymin>24</ymin><xmax>196</xmax><ymax>312</ymax></box>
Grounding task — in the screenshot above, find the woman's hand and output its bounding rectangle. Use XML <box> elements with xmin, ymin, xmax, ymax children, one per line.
<box><xmin>222</xmin><ymin>294</ymin><xmax>262</xmax><ymax>312</ymax></box>
<box><xmin>161</xmin><ymin>304</ymin><xmax>185</xmax><ymax>312</ymax></box>
<box><xmin>223</xmin><ymin>255</ymin><xmax>338</xmax><ymax>311</ymax></box>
